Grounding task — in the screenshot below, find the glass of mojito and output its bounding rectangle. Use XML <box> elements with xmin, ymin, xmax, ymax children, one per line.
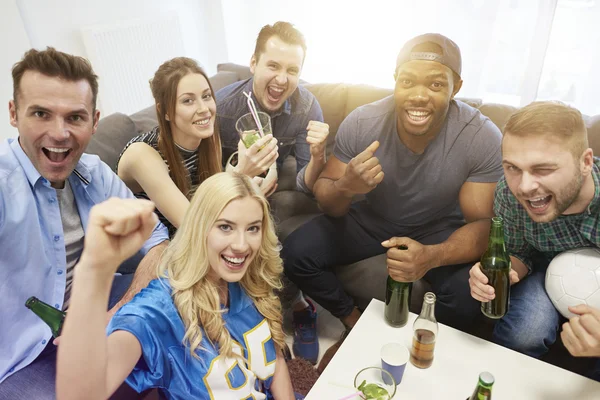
<box><xmin>235</xmin><ymin>111</ymin><xmax>272</xmax><ymax>149</ymax></box>
<box><xmin>353</xmin><ymin>367</ymin><xmax>396</xmax><ymax>400</ymax></box>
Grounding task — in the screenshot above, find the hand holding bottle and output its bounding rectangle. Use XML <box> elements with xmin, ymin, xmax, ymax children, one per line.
<box><xmin>382</xmin><ymin>237</ymin><xmax>438</xmax><ymax>281</ymax></box>
<box><xmin>468</xmin><ymin>262</ymin><xmax>520</xmax><ymax>302</ymax></box>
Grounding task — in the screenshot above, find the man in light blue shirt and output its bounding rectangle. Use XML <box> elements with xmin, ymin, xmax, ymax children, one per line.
<box><xmin>0</xmin><ymin>47</ymin><xmax>169</xmax><ymax>399</ymax></box>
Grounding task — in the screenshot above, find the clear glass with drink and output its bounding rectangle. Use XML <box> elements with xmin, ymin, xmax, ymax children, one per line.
<box><xmin>235</xmin><ymin>111</ymin><xmax>272</xmax><ymax>149</ymax></box>
<box><xmin>410</xmin><ymin>292</ymin><xmax>438</xmax><ymax>369</ymax></box>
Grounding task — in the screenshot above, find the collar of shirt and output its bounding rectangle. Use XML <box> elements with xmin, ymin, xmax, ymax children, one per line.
<box><xmin>586</xmin><ymin>162</ymin><xmax>600</xmax><ymax>215</ymax></box>
<box><xmin>10</xmin><ymin>138</ymin><xmax>93</xmax><ymax>189</ymax></box>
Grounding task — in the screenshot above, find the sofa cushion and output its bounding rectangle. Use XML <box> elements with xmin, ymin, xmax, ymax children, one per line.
<box><xmin>277</xmin><ymin>155</ymin><xmax>298</xmax><ymax>192</ymax></box>
<box><xmin>345</xmin><ymin>84</ymin><xmax>393</xmax><ymax>117</ymax></box>
<box><xmin>478</xmin><ymin>103</ymin><xmax>518</xmax><ymax>132</ymax></box>
<box><xmin>210</xmin><ymin>70</ymin><xmax>240</xmax><ymax>92</ymax></box>
<box><xmin>304</xmin><ymin>83</ymin><xmax>348</xmax><ymax>133</ymax></box>
<box><xmin>270</xmin><ymin>191</ymin><xmax>320</xmax><ymax>226</ymax></box>
<box><xmin>87</xmin><ymin>112</ymin><xmax>137</xmax><ymax>170</ymax></box>
<box><xmin>217</xmin><ymin>63</ymin><xmax>253</xmax><ymax>81</ymax></box>
<box><xmin>129</xmin><ymin>105</ymin><xmax>158</xmax><ymax>135</ymax></box>
<box><xmin>456</xmin><ymin>97</ymin><xmax>483</xmax><ymax>109</ymax></box>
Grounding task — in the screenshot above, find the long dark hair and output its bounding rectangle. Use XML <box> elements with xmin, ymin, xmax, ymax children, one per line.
<box><xmin>150</xmin><ymin>57</ymin><xmax>222</xmax><ymax>197</ymax></box>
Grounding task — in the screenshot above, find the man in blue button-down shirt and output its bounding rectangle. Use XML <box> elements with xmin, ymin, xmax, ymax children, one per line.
<box><xmin>0</xmin><ymin>48</ymin><xmax>169</xmax><ymax>398</ymax></box>
<box><xmin>217</xmin><ymin>22</ymin><xmax>328</xmax><ymax>365</ymax></box>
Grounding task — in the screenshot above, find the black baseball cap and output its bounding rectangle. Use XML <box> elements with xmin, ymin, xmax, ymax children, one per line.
<box><xmin>395</xmin><ymin>33</ymin><xmax>462</xmax><ymax>77</ymax></box>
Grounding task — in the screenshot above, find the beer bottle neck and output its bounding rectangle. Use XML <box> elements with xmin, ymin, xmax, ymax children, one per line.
<box><xmin>25</xmin><ymin>297</ymin><xmax>65</xmax><ymax>333</ymax></box>
<box><xmin>486</xmin><ymin>218</ymin><xmax>506</xmax><ymax>253</ymax></box>
<box><xmin>419</xmin><ymin>293</ymin><xmax>436</xmax><ymax>321</ymax></box>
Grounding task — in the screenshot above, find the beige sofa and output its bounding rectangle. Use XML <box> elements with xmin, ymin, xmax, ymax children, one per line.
<box><xmin>87</xmin><ymin>62</ymin><xmax>600</xmax><ymax>312</ymax></box>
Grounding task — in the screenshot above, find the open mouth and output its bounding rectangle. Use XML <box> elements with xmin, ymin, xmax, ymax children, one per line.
<box><xmin>267</xmin><ymin>85</ymin><xmax>285</xmax><ymax>104</ymax></box>
<box><xmin>193</xmin><ymin>117</ymin><xmax>211</xmax><ymax>128</ymax></box>
<box><xmin>221</xmin><ymin>254</ymin><xmax>247</xmax><ymax>270</ymax></box>
<box><xmin>525</xmin><ymin>195</ymin><xmax>552</xmax><ymax>213</ymax></box>
<box><xmin>42</xmin><ymin>147</ymin><xmax>71</xmax><ymax>163</ymax></box>
<box><xmin>405</xmin><ymin>110</ymin><xmax>432</xmax><ymax>126</ymax></box>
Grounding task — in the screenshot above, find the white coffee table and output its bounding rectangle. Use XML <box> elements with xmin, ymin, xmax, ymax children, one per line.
<box><xmin>306</xmin><ymin>299</ymin><xmax>600</xmax><ymax>399</ymax></box>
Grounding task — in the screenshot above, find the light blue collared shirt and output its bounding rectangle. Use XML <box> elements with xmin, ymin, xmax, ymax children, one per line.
<box><xmin>0</xmin><ymin>138</ymin><xmax>169</xmax><ymax>383</ymax></box>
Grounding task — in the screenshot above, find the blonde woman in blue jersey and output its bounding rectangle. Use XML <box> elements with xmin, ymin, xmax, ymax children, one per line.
<box><xmin>56</xmin><ymin>172</ymin><xmax>296</xmax><ymax>399</ymax></box>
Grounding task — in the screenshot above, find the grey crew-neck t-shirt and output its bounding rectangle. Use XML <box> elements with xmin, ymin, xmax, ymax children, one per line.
<box><xmin>333</xmin><ymin>96</ymin><xmax>503</xmax><ymax>232</ymax></box>
<box><xmin>55</xmin><ymin>179</ymin><xmax>84</xmax><ymax>309</ymax></box>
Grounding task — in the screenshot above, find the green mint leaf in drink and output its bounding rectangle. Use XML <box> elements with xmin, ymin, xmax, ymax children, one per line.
<box><xmin>358</xmin><ymin>379</ymin><xmax>367</xmax><ymax>391</ymax></box>
<box><xmin>361</xmin><ymin>383</ymin><xmax>389</xmax><ymax>400</ymax></box>
<box><xmin>242</xmin><ymin>130</ymin><xmax>261</xmax><ymax>149</ymax></box>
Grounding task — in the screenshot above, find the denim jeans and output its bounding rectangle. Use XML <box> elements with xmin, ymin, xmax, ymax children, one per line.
<box><xmin>493</xmin><ymin>269</ymin><xmax>561</xmax><ymax>357</ymax></box>
<box><xmin>0</xmin><ymin>274</ymin><xmax>134</xmax><ymax>399</ymax></box>
<box><xmin>493</xmin><ymin>269</ymin><xmax>600</xmax><ymax>381</ymax></box>
<box><xmin>281</xmin><ymin>207</ymin><xmax>481</xmax><ymax>331</ymax></box>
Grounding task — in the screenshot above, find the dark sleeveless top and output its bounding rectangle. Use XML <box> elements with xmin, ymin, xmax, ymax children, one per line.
<box><xmin>117</xmin><ymin>126</ymin><xmax>200</xmax><ymax>238</ymax></box>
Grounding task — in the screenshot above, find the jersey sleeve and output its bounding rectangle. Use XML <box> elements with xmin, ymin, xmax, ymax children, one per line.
<box><xmin>106</xmin><ymin>285</ymin><xmax>174</xmax><ymax>392</ymax></box>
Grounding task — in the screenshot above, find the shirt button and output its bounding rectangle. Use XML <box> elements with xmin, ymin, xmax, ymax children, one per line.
<box><xmin>57</xmin><ymin>270</ymin><xmax>63</xmax><ymax>275</ymax></box>
<box><xmin>49</xmin><ymin>198</ymin><xmax>56</xmax><ymax>204</ymax></box>
<box><xmin>54</xmin><ymin>235</ymin><xmax>60</xmax><ymax>242</ymax></box>
<box><xmin>42</xmin><ymin>339</ymin><xmax>47</xmax><ymax>345</ymax></box>
<box><xmin>54</xmin><ymin>304</ymin><xmax>60</xmax><ymax>309</ymax></box>
<box><xmin>8</xmin><ymin>367</ymin><xmax>14</xmax><ymax>373</ymax></box>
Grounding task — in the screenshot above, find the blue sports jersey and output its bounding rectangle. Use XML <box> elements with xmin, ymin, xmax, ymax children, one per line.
<box><xmin>107</xmin><ymin>279</ymin><xmax>277</xmax><ymax>399</ymax></box>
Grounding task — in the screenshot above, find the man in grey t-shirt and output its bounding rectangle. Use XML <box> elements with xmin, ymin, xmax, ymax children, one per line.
<box><xmin>282</xmin><ymin>33</ymin><xmax>503</xmax><ymax>371</ymax></box>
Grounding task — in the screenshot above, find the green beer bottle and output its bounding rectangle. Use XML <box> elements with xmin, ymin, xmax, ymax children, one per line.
<box><xmin>384</xmin><ymin>245</ymin><xmax>412</xmax><ymax>327</ymax></box>
<box><xmin>480</xmin><ymin>217</ymin><xmax>511</xmax><ymax>319</ymax></box>
<box><xmin>25</xmin><ymin>296</ymin><xmax>66</xmax><ymax>337</ymax></box>
<box><xmin>467</xmin><ymin>371</ymin><xmax>494</xmax><ymax>400</ymax></box>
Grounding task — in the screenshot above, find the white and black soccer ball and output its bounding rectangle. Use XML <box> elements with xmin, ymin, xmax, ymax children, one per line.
<box><xmin>545</xmin><ymin>247</ymin><xmax>600</xmax><ymax>319</ymax></box>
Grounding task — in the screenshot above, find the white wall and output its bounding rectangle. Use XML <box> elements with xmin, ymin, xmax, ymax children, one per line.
<box><xmin>17</xmin><ymin>0</ymin><xmax>227</xmax><ymax>75</ymax></box>
<box><xmin>1</xmin><ymin>0</ymin><xmax>228</xmax><ymax>131</ymax></box>
<box><xmin>0</xmin><ymin>0</ymin><xmax>31</xmax><ymax>142</ymax></box>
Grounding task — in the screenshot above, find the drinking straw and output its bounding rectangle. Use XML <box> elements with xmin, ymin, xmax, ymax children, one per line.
<box><xmin>337</xmin><ymin>392</ymin><xmax>365</xmax><ymax>400</ymax></box>
<box><xmin>242</xmin><ymin>91</ymin><xmax>265</xmax><ymax>137</ymax></box>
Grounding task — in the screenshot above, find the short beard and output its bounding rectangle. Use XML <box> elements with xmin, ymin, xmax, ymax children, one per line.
<box><xmin>555</xmin><ymin>170</ymin><xmax>584</xmax><ymax>216</ymax></box>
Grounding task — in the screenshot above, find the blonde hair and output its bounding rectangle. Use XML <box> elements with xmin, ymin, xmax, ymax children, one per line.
<box><xmin>157</xmin><ymin>172</ymin><xmax>285</xmax><ymax>359</ymax></box>
<box><xmin>504</xmin><ymin>101</ymin><xmax>588</xmax><ymax>159</ymax></box>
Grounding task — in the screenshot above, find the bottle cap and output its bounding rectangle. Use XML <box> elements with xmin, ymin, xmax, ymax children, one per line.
<box><xmin>479</xmin><ymin>371</ymin><xmax>494</xmax><ymax>386</ymax></box>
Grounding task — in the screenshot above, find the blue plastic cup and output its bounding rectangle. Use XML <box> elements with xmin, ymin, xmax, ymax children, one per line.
<box><xmin>381</xmin><ymin>342</ymin><xmax>409</xmax><ymax>386</ymax></box>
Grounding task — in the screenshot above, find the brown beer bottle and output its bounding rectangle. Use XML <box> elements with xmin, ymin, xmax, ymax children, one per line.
<box><xmin>480</xmin><ymin>217</ymin><xmax>511</xmax><ymax>319</ymax></box>
<box><xmin>467</xmin><ymin>371</ymin><xmax>494</xmax><ymax>400</ymax></box>
<box><xmin>410</xmin><ymin>292</ymin><xmax>438</xmax><ymax>369</ymax></box>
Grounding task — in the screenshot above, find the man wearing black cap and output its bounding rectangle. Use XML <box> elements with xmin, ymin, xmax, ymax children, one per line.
<box><xmin>282</xmin><ymin>33</ymin><xmax>504</xmax><ymax>370</ymax></box>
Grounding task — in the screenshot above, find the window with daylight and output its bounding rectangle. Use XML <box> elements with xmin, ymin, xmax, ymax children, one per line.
<box><xmin>220</xmin><ymin>0</ymin><xmax>598</xmax><ymax>115</ymax></box>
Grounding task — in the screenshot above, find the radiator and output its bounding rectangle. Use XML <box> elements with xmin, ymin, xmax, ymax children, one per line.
<box><xmin>81</xmin><ymin>14</ymin><xmax>185</xmax><ymax>117</ymax></box>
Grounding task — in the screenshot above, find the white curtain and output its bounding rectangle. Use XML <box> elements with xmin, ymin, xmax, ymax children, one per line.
<box><xmin>220</xmin><ymin>0</ymin><xmax>599</xmax><ymax>116</ymax></box>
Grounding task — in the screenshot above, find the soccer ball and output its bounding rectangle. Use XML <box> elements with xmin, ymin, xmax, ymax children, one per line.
<box><xmin>545</xmin><ymin>247</ymin><xmax>600</xmax><ymax>319</ymax></box>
